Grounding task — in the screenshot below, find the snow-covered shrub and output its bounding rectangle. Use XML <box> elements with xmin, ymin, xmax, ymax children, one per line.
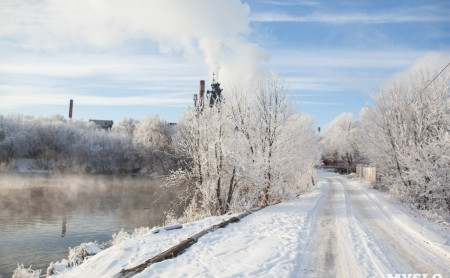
<box><xmin>46</xmin><ymin>242</ymin><xmax>102</xmax><ymax>276</ymax></box>
<box><xmin>112</xmin><ymin>229</ymin><xmax>131</xmax><ymax>246</ymax></box>
<box><xmin>131</xmin><ymin>227</ymin><xmax>151</xmax><ymax>237</ymax></box>
<box><xmin>69</xmin><ymin>242</ymin><xmax>102</xmax><ymax>263</ymax></box>
<box><xmin>111</xmin><ymin>227</ymin><xmax>151</xmax><ymax>246</ymax></box>
<box><xmin>68</xmin><ymin>242</ymin><xmax>101</xmax><ymax>265</ymax></box>
<box><xmin>46</xmin><ymin>261</ymin><xmax>70</xmax><ymax>276</ymax></box>
<box><xmin>12</xmin><ymin>264</ymin><xmax>41</xmax><ymax>278</ymax></box>
<box><xmin>164</xmin><ymin>210</ymin><xmax>180</xmax><ymax>225</ymax></box>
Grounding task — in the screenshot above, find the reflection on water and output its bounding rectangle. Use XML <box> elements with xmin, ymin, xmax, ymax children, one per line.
<box><xmin>62</xmin><ymin>218</ymin><xmax>66</xmax><ymax>237</ymax></box>
<box><xmin>0</xmin><ymin>174</ymin><xmax>179</xmax><ymax>277</ymax></box>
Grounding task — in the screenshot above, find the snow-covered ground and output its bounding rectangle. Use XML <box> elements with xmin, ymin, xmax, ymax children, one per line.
<box><xmin>47</xmin><ymin>172</ymin><xmax>450</xmax><ymax>278</ymax></box>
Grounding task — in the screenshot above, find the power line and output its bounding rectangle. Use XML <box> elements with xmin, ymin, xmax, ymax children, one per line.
<box><xmin>419</xmin><ymin>61</ymin><xmax>450</xmax><ymax>94</ymax></box>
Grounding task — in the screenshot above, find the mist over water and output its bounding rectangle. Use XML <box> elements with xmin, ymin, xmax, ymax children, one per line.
<box><xmin>0</xmin><ymin>173</ymin><xmax>179</xmax><ymax>277</ymax></box>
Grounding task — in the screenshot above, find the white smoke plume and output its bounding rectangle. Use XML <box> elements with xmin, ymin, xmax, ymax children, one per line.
<box><xmin>0</xmin><ymin>0</ymin><xmax>268</xmax><ymax>85</ymax></box>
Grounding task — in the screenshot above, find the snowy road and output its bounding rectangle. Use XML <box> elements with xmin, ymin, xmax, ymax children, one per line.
<box><xmin>302</xmin><ymin>176</ymin><xmax>450</xmax><ymax>278</ymax></box>
<box><xmin>53</xmin><ymin>174</ymin><xmax>450</xmax><ymax>278</ymax></box>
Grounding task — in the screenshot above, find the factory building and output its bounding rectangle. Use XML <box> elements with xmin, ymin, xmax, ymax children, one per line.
<box><xmin>193</xmin><ymin>74</ymin><xmax>223</xmax><ymax>109</ymax></box>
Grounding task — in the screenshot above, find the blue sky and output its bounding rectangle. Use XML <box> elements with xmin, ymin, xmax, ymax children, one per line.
<box><xmin>0</xmin><ymin>0</ymin><xmax>449</xmax><ymax>128</ymax></box>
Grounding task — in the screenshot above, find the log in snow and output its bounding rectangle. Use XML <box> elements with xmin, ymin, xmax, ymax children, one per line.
<box><xmin>115</xmin><ymin>211</ymin><xmax>255</xmax><ymax>278</ymax></box>
<box><xmin>151</xmin><ymin>224</ymin><xmax>183</xmax><ymax>234</ymax></box>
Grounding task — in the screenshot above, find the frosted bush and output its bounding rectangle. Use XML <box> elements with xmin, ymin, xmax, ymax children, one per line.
<box><xmin>12</xmin><ymin>264</ymin><xmax>40</xmax><ymax>278</ymax></box>
<box><xmin>164</xmin><ymin>210</ymin><xmax>180</xmax><ymax>225</ymax></box>
<box><xmin>111</xmin><ymin>227</ymin><xmax>152</xmax><ymax>247</ymax></box>
<box><xmin>46</xmin><ymin>242</ymin><xmax>102</xmax><ymax>275</ymax></box>
<box><xmin>46</xmin><ymin>261</ymin><xmax>70</xmax><ymax>276</ymax></box>
<box><xmin>131</xmin><ymin>227</ymin><xmax>151</xmax><ymax>237</ymax></box>
<box><xmin>112</xmin><ymin>229</ymin><xmax>131</xmax><ymax>246</ymax></box>
<box><xmin>67</xmin><ymin>247</ymin><xmax>83</xmax><ymax>267</ymax></box>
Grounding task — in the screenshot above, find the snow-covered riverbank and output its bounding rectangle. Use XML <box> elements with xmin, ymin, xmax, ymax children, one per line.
<box><xmin>21</xmin><ymin>173</ymin><xmax>450</xmax><ymax>278</ymax></box>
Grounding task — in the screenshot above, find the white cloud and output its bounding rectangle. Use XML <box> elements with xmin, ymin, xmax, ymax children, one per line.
<box><xmin>0</xmin><ymin>89</ymin><xmax>192</xmax><ymax>109</ymax></box>
<box><xmin>0</xmin><ymin>51</ymin><xmax>208</xmax><ymax>109</ymax></box>
<box><xmin>300</xmin><ymin>101</ymin><xmax>341</xmax><ymax>105</ymax></box>
<box><xmin>385</xmin><ymin>51</ymin><xmax>450</xmax><ymax>85</ymax></box>
<box><xmin>399</xmin><ymin>51</ymin><xmax>450</xmax><ymax>75</ymax></box>
<box><xmin>261</xmin><ymin>1</ymin><xmax>321</xmax><ymax>7</ymax></box>
<box><xmin>250</xmin><ymin>12</ymin><xmax>449</xmax><ymax>24</ymax></box>
<box><xmin>0</xmin><ymin>53</ymin><xmax>204</xmax><ymax>79</ymax></box>
<box><xmin>277</xmin><ymin>50</ymin><xmax>450</xmax><ymax>99</ymax></box>
<box><xmin>270</xmin><ymin>49</ymin><xmax>427</xmax><ymax>93</ymax></box>
<box><xmin>272</xmin><ymin>49</ymin><xmax>423</xmax><ymax>69</ymax></box>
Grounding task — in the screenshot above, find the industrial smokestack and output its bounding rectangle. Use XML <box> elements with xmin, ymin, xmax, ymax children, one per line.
<box><xmin>193</xmin><ymin>94</ymin><xmax>198</xmax><ymax>107</ymax></box>
<box><xmin>69</xmin><ymin>99</ymin><xmax>73</xmax><ymax>119</ymax></box>
<box><xmin>199</xmin><ymin>80</ymin><xmax>205</xmax><ymax>107</ymax></box>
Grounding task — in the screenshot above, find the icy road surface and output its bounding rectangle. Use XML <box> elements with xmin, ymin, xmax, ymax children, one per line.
<box><xmin>54</xmin><ymin>174</ymin><xmax>450</xmax><ymax>278</ymax></box>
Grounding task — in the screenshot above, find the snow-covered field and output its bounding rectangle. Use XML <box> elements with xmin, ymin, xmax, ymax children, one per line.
<box><xmin>46</xmin><ymin>172</ymin><xmax>450</xmax><ymax>278</ymax></box>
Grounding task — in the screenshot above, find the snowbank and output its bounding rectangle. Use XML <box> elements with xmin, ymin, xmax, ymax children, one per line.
<box><xmin>44</xmin><ymin>185</ymin><xmax>324</xmax><ymax>277</ymax></box>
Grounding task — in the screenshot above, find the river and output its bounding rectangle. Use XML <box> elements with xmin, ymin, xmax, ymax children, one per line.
<box><xmin>0</xmin><ymin>173</ymin><xmax>179</xmax><ymax>277</ymax></box>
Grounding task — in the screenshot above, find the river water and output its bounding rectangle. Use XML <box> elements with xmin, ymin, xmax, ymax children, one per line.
<box><xmin>0</xmin><ymin>174</ymin><xmax>179</xmax><ymax>277</ymax></box>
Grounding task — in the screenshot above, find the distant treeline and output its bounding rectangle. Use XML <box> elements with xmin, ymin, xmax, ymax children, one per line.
<box><xmin>0</xmin><ymin>114</ymin><xmax>178</xmax><ymax>174</ymax></box>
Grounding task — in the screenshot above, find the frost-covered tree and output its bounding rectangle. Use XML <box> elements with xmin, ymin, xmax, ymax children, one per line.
<box><xmin>0</xmin><ymin>115</ymin><xmax>26</xmax><ymax>164</ymax></box>
<box><xmin>133</xmin><ymin>115</ymin><xmax>173</xmax><ymax>172</ymax></box>
<box><xmin>360</xmin><ymin>69</ymin><xmax>449</xmax><ymax>212</ymax></box>
<box><xmin>320</xmin><ymin>113</ymin><xmax>361</xmax><ymax>171</ymax></box>
<box><xmin>225</xmin><ymin>75</ymin><xmax>312</xmax><ymax>207</ymax></box>
<box><xmin>169</xmin><ymin>101</ymin><xmax>237</xmax><ymax>217</ymax></box>
<box><xmin>251</xmin><ymin>73</ymin><xmax>294</xmax><ymax>205</ymax></box>
<box><xmin>285</xmin><ymin>114</ymin><xmax>322</xmax><ymax>190</ymax></box>
<box><xmin>134</xmin><ymin>115</ymin><xmax>172</xmax><ymax>152</ymax></box>
<box><xmin>167</xmin><ymin>73</ymin><xmax>322</xmax><ymax>219</ymax></box>
<box><xmin>112</xmin><ymin>117</ymin><xmax>137</xmax><ymax>138</ymax></box>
